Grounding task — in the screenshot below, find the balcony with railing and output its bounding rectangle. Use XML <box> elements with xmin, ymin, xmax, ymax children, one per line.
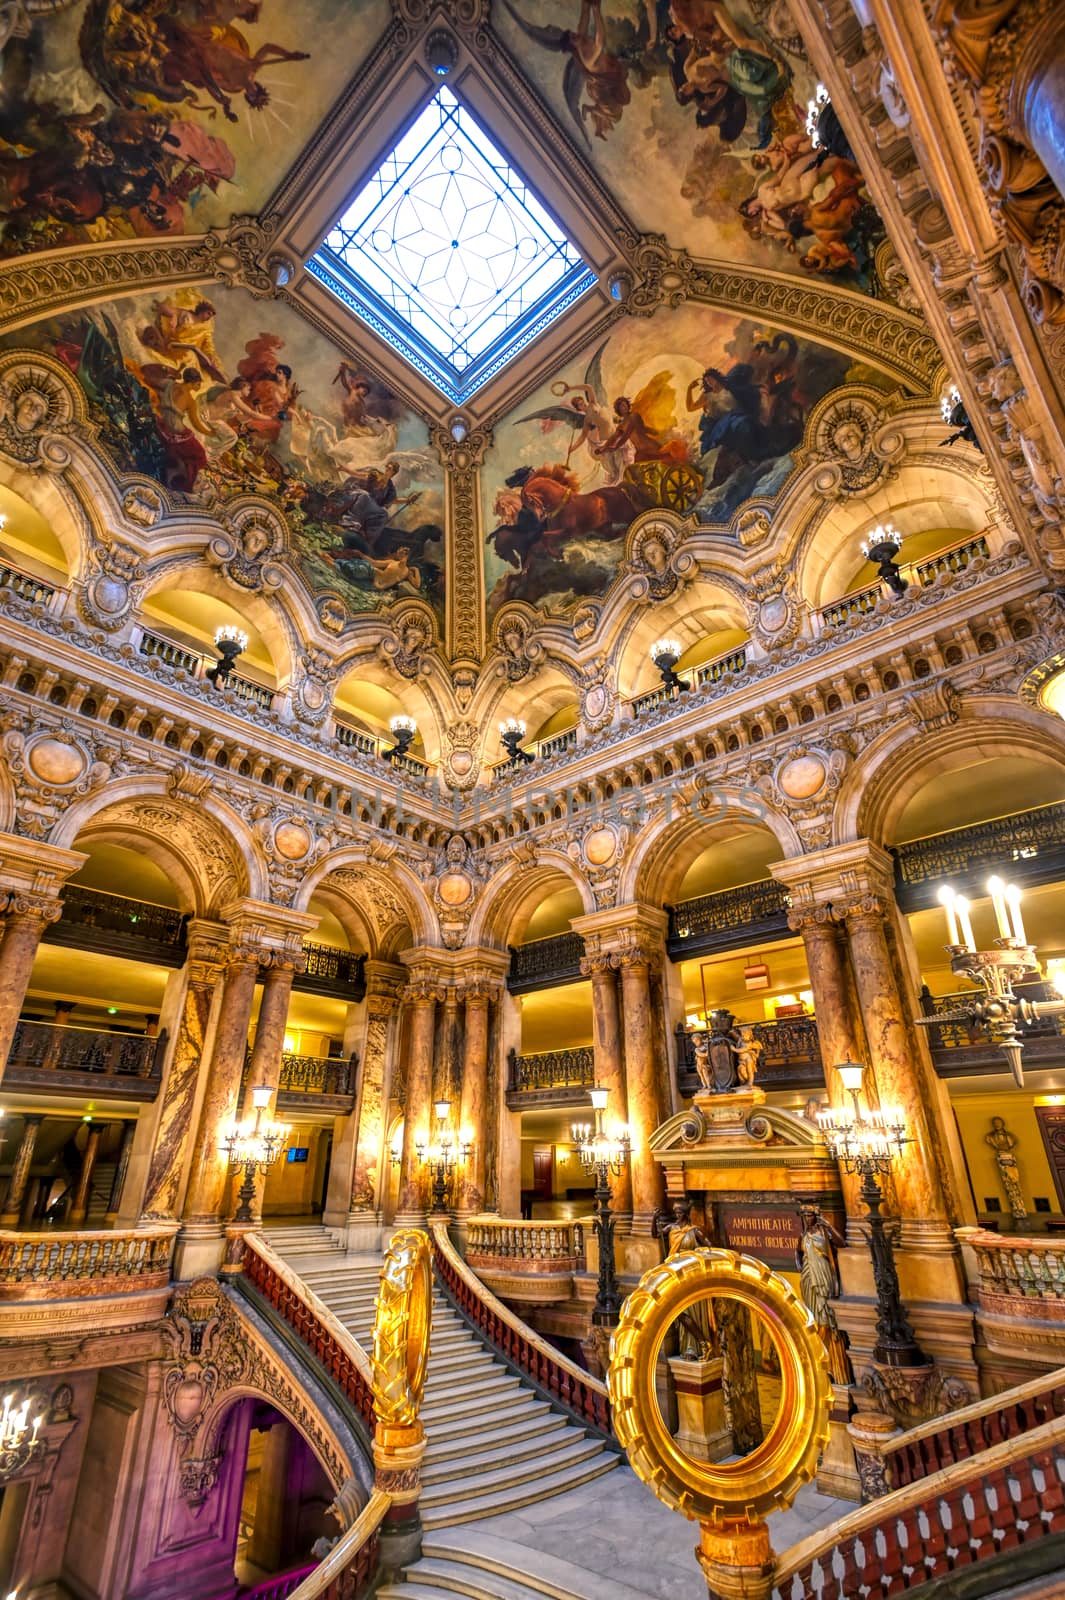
<box><xmin>920</xmin><ymin>986</ymin><xmax>1065</xmax><ymax>1076</ymax></box>
<box><xmin>956</xmin><ymin>1226</ymin><xmax>1065</xmax><ymax>1368</ymax></box>
<box><xmin>666</xmin><ymin>878</ymin><xmax>791</xmax><ymax>958</ymax></box>
<box><xmin>43</xmin><ymin>884</ymin><xmax>188</xmax><ymax>967</ymax></box>
<box><xmin>674</xmin><ymin>1016</ymin><xmax>824</xmax><ymax>1098</ymax></box>
<box><xmin>292</xmin><ymin>944</ymin><xmax>366</xmax><ymax>1002</ymax></box>
<box><xmin>333</xmin><ymin>715</ymin><xmax>428</xmax><ymax>779</ymax></box>
<box><xmin>0</xmin><ymin>1224</ymin><xmax>178</xmax><ymax>1338</ymax></box>
<box><xmin>464</xmin><ymin>1217</ymin><xmax>587</xmax><ymax>1305</ymax></box>
<box><xmin>894</xmin><ymin>798</ymin><xmax>1065</xmax><ymax>910</ymax></box>
<box><xmin>139</xmin><ymin>627</ymin><xmax>276</xmax><ymax>709</ymax></box>
<box><xmin>507</xmin><ymin>932</ymin><xmax>585</xmax><ymax>994</ymax></box>
<box><xmin>819</xmin><ymin>532</ymin><xmax>991</xmax><ymax>630</ymax></box>
<box><xmin>630</xmin><ymin>645</ymin><xmax>748</xmax><ymax>719</ymax></box>
<box><xmin>6</xmin><ymin>1020</ymin><xmax>168</xmax><ymax>1100</ymax></box>
<box><xmin>0</xmin><ymin>559</ymin><xmax>60</xmax><ymax>606</ymax></box>
<box><xmin>505</xmin><ymin>1044</ymin><xmax>595</xmax><ymax>1108</ymax></box>
<box><xmin>243</xmin><ymin>1051</ymin><xmax>358</xmax><ymax>1113</ymax></box>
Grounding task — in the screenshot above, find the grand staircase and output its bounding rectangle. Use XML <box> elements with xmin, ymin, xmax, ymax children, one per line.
<box><xmin>262</xmin><ymin>1225</ymin><xmax>618</xmax><ymax>1532</ymax></box>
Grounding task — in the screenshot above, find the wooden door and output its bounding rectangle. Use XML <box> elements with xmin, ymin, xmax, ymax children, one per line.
<box><xmin>1035</xmin><ymin>1106</ymin><xmax>1065</xmax><ymax>1211</ymax></box>
<box><xmin>532</xmin><ymin>1147</ymin><xmax>553</xmax><ymax>1199</ymax></box>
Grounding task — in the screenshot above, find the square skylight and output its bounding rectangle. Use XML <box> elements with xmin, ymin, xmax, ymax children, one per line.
<box><xmin>307</xmin><ymin>87</ymin><xmax>595</xmax><ymax>404</ymax></box>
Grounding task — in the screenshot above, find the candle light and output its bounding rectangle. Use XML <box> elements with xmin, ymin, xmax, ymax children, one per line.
<box><xmin>987</xmin><ymin>876</ymin><xmax>1011</xmax><ymax>939</ymax></box>
<box><xmin>1006</xmin><ymin>884</ymin><xmax>1026</xmax><ymax>944</ymax></box>
<box><xmin>955</xmin><ymin>896</ymin><xmax>976</xmax><ymax>952</ymax></box>
<box><xmin>937</xmin><ymin>884</ymin><xmax>959</xmax><ymax>946</ymax></box>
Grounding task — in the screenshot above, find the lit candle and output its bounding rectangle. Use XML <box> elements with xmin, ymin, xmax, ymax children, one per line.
<box><xmin>937</xmin><ymin>885</ymin><xmax>959</xmax><ymax>946</ymax></box>
<box><xmin>987</xmin><ymin>876</ymin><xmax>1011</xmax><ymax>939</ymax></box>
<box><xmin>1006</xmin><ymin>884</ymin><xmax>1026</xmax><ymax>944</ymax></box>
<box><xmin>955</xmin><ymin>896</ymin><xmax>976</xmax><ymax>952</ymax></box>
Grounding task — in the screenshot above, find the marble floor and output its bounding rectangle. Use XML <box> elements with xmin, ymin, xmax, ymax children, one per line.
<box><xmin>467</xmin><ymin>1461</ymin><xmax>850</xmax><ymax>1600</ymax></box>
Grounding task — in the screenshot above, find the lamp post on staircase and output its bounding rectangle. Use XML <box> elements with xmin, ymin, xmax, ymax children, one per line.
<box><xmin>572</xmin><ymin>1087</ymin><xmax>631</xmax><ymax>1328</ymax></box>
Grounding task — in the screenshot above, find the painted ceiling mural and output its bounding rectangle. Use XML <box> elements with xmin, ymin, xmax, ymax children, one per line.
<box><xmin>0</xmin><ymin>0</ymin><xmax>386</xmax><ymax>258</ymax></box>
<box><xmin>482</xmin><ymin>301</ymin><xmax>896</xmax><ymax>619</ymax></box>
<box><xmin>2</xmin><ymin>286</ymin><xmax>446</xmax><ymax>623</ymax></box>
<box><xmin>495</xmin><ymin>0</ymin><xmax>888</xmax><ymax>294</ymax></box>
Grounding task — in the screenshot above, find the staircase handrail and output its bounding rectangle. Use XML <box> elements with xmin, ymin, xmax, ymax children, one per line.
<box><xmin>241</xmin><ymin>1233</ymin><xmax>375</xmax><ymax>1431</ymax></box>
<box><xmin>429</xmin><ymin>1218</ymin><xmax>611</xmax><ymax>1437</ymax></box>
<box><xmin>281</xmin><ymin>1489</ymin><xmax>390</xmax><ymax>1600</ymax></box>
<box><xmin>878</xmin><ymin>1362</ymin><xmax>1065</xmax><ymax>1485</ymax></box>
<box><xmin>771</xmin><ymin>1411</ymin><xmax>1065</xmax><ymax>1597</ymax></box>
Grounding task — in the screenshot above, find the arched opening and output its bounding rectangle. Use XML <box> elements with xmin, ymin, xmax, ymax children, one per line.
<box><xmin>235</xmin><ymin>1402</ymin><xmax>336</xmax><ymax>1589</ymax></box>
<box><xmin>0</xmin><ymin>484</ymin><xmax>69</xmax><ymax>585</ymax></box>
<box><xmin>141</xmin><ymin>588</ymin><xmax>279</xmax><ymax>692</ymax></box>
<box><xmin>333</xmin><ymin>672</ymin><xmax>426</xmax><ymax>758</ymax></box>
<box><xmin>618</xmin><ymin>585</ymin><xmax>747</xmax><ymax>702</ymax></box>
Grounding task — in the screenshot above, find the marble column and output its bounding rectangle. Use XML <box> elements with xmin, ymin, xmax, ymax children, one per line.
<box><xmin>456</xmin><ymin>983</ymin><xmax>493</xmax><ymax>1217</ymax></box>
<box><xmin>140</xmin><ymin>922</ymin><xmax>228</xmax><ymax>1221</ymax></box>
<box><xmin>177</xmin><ymin>942</ymin><xmax>262</xmax><ymax>1264</ymax></box>
<box><xmin>395</xmin><ymin>980</ymin><xmax>442</xmax><ymax>1224</ymax></box>
<box><xmin>346</xmin><ymin>973</ymin><xmax>402</xmax><ymax>1242</ymax></box>
<box><xmin>839</xmin><ymin>895</ymin><xmax>953</xmax><ymax>1249</ymax></box>
<box><xmin>1</xmin><ymin>1114</ymin><xmax>42</xmax><ymax>1226</ymax></box>
<box><xmin>105</xmin><ymin>1120</ymin><xmax>137</xmax><ymax>1223</ymax></box>
<box><xmin>581</xmin><ymin>955</ymin><xmax>631</xmax><ymax>1218</ymax></box>
<box><xmin>0</xmin><ymin>892</ymin><xmax>63</xmax><ymax>1085</ymax></box>
<box><xmin>238</xmin><ymin>957</ymin><xmax>301</xmax><ymax>1225</ymax></box>
<box><xmin>618</xmin><ymin>946</ymin><xmax>667</xmax><ymax>1241</ymax></box>
<box><xmin>69</xmin><ymin>1122</ymin><xmax>103</xmax><ymax>1225</ymax></box>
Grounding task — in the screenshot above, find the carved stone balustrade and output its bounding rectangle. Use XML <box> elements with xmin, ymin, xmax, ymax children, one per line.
<box><xmin>956</xmin><ymin>1226</ymin><xmax>1065</xmax><ymax>1369</ymax></box>
<box><xmin>6</xmin><ymin>1020</ymin><xmax>168</xmax><ymax>1100</ymax></box>
<box><xmin>820</xmin><ymin>533</ymin><xmax>991</xmax><ymax>630</ymax></box>
<box><xmin>675</xmin><ymin>1017</ymin><xmax>824</xmax><ymax>1098</ymax></box>
<box><xmin>667</xmin><ymin>879</ymin><xmax>791</xmax><ymax>958</ymax></box>
<box><xmin>505</xmin><ymin>1044</ymin><xmax>595</xmax><ymax>1108</ymax></box>
<box><xmin>894</xmin><ymin>799</ymin><xmax>1065</xmax><ymax>910</ymax></box>
<box><xmin>465</xmin><ymin>1216</ymin><xmax>586</xmax><ymax>1305</ymax></box>
<box><xmin>0</xmin><ymin>1224</ymin><xmax>177</xmax><ymax>1343</ymax></box>
<box><xmin>507</xmin><ymin>932</ymin><xmax>585</xmax><ymax>994</ymax></box>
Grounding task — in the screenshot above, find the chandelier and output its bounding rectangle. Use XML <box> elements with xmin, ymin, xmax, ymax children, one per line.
<box><xmin>219</xmin><ymin>1085</ymin><xmax>290</xmax><ymax>1222</ymax></box>
<box><xmin>0</xmin><ymin>1391</ymin><xmax>44</xmax><ymax>1478</ymax></box>
<box><xmin>416</xmin><ymin>1099</ymin><xmax>472</xmax><ymax>1212</ymax></box>
<box><xmin>572</xmin><ymin>1087</ymin><xmax>631</xmax><ymax>1178</ymax></box>
<box><xmin>917</xmin><ymin>877</ymin><xmax>1065</xmax><ymax>1085</ymax></box>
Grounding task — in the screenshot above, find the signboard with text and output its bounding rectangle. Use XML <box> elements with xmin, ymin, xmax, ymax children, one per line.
<box><xmin>718</xmin><ymin>1204</ymin><xmax>804</xmax><ymax>1267</ymax></box>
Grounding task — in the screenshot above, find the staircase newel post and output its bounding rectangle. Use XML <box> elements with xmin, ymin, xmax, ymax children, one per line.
<box><xmin>373</xmin><ymin>1421</ymin><xmax>426</xmax><ymax>1574</ymax></box>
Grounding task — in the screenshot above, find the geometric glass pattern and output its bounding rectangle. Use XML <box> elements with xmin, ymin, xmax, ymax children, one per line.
<box><xmin>307</xmin><ymin>87</ymin><xmax>595</xmax><ymax>404</ymax></box>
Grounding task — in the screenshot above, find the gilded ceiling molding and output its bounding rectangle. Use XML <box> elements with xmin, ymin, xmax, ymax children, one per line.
<box><xmin>431</xmin><ymin>422</ymin><xmax>491</xmax><ymax>664</ymax></box>
<box><xmin>0</xmin><ymin>237</ymin><xmax>216</xmax><ymax>339</ymax></box>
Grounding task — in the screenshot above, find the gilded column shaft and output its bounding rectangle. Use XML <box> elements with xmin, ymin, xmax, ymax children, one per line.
<box><xmin>584</xmin><ymin>958</ymin><xmax>632</xmax><ymax>1218</ymax></box>
<box><xmin>181</xmin><ymin>952</ymin><xmax>260</xmax><ymax>1225</ymax></box>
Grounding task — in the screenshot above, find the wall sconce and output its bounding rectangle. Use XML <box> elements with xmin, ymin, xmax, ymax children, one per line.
<box><xmin>940</xmin><ymin>385</ymin><xmax>981</xmax><ymax>451</ymax></box>
<box><xmin>219</xmin><ymin>1084</ymin><xmax>290</xmax><ymax>1222</ymax></box>
<box><xmin>385</xmin><ymin>714</ymin><xmax>417</xmax><ymax>761</ymax></box>
<box><xmin>860</xmin><ymin>524</ymin><xmax>907</xmax><ymax>597</ymax></box>
<box><xmin>650</xmin><ymin>638</ymin><xmax>688</xmax><ymax>693</ymax></box>
<box><xmin>208</xmin><ymin>624</ymin><xmax>248</xmax><ymax>688</ymax></box>
<box><xmin>0</xmin><ymin>1392</ymin><xmax>43</xmax><ymax>1479</ymax></box>
<box><xmin>500</xmin><ymin>718</ymin><xmax>534</xmax><ymax>764</ymax></box>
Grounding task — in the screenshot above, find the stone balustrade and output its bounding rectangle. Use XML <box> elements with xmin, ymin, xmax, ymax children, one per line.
<box><xmin>464</xmin><ymin>1217</ymin><xmax>587</xmax><ymax>1305</ymax></box>
<box><xmin>956</xmin><ymin>1226</ymin><xmax>1065</xmax><ymax>1368</ymax></box>
<box><xmin>0</xmin><ymin>1225</ymin><xmax>177</xmax><ymax>1300</ymax></box>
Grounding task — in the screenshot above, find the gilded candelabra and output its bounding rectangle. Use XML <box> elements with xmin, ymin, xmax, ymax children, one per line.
<box><xmin>817</xmin><ymin>1063</ymin><xmax>926</xmax><ymax>1369</ymax></box>
<box><xmin>572</xmin><ymin>1087</ymin><xmax>631</xmax><ymax>1327</ymax></box>
<box><xmin>919</xmin><ymin>878</ymin><xmax>1065</xmax><ymax>1085</ymax></box>
<box><xmin>0</xmin><ymin>1390</ymin><xmax>43</xmax><ymax>1479</ymax></box>
<box><xmin>219</xmin><ymin>1084</ymin><xmax>290</xmax><ymax>1223</ymax></box>
<box><xmin>417</xmin><ymin>1099</ymin><xmax>471</xmax><ymax>1213</ymax></box>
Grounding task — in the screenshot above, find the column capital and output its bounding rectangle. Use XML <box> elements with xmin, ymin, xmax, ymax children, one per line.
<box><xmin>4</xmin><ymin>889</ymin><xmax>64</xmax><ymax>926</ymax></box>
<box><xmin>786</xmin><ymin>904</ymin><xmax>840</xmax><ymax>936</ymax></box>
<box><xmin>580</xmin><ymin>952</ymin><xmax>618</xmax><ymax>978</ymax></box>
<box><xmin>771</xmin><ymin>840</ymin><xmax>896</xmax><ymax>915</ymax></box>
<box><xmin>364</xmin><ymin>960</ymin><xmax>407</xmax><ymax>1016</ymax></box>
<box><xmin>184</xmin><ymin>918</ymin><xmax>230</xmax><ymax>985</ymax></box>
<box><xmin>572</xmin><ymin>903</ymin><xmax>668</xmax><ymax>968</ymax></box>
<box><xmin>0</xmin><ymin>834</ymin><xmax>87</xmax><ymax>905</ymax></box>
<box><xmin>219</xmin><ymin>898</ymin><xmax>319</xmax><ymax>968</ymax></box>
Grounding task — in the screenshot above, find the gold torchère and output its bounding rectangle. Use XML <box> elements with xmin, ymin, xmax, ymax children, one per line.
<box><xmin>608</xmin><ymin>1248</ymin><xmax>830</xmax><ymax>1600</ymax></box>
<box><xmin>370</xmin><ymin>1228</ymin><xmax>433</xmax><ymax>1567</ymax></box>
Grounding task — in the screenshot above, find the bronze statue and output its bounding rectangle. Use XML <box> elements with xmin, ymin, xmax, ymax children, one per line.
<box><xmin>984</xmin><ymin>1116</ymin><xmax>1027</xmax><ymax>1220</ymax></box>
<box><xmin>796</xmin><ymin>1204</ymin><xmax>852</xmax><ymax>1385</ymax></box>
<box><xmin>654</xmin><ymin>1200</ymin><xmax>717</xmax><ymax>1359</ymax></box>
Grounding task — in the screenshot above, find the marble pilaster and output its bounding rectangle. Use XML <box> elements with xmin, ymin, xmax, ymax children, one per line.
<box><xmin>455</xmin><ymin>979</ymin><xmax>496</xmax><ymax>1217</ymax></box>
<box><xmin>69</xmin><ymin>1122</ymin><xmax>103</xmax><ymax>1225</ymax></box>
<box><xmin>1</xmin><ymin>1113</ymin><xmax>42</xmax><ymax>1226</ymax></box>
<box><xmin>395</xmin><ymin>965</ymin><xmax>445</xmax><ymax>1225</ymax></box>
<box><xmin>0</xmin><ymin>835</ymin><xmax>87</xmax><ymax>1086</ymax></box>
<box><xmin>347</xmin><ymin>964</ymin><xmax>405</xmax><ymax>1232</ymax></box>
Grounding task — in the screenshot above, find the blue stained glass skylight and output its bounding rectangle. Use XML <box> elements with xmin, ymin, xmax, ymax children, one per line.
<box><xmin>307</xmin><ymin>87</ymin><xmax>595</xmax><ymax>404</ymax></box>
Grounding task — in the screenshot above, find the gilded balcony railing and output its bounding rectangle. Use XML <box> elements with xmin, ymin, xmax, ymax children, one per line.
<box><xmin>675</xmin><ymin>1016</ymin><xmax>823</xmax><ymax>1096</ymax></box>
<box><xmin>7</xmin><ymin>1020</ymin><xmax>167</xmax><ymax>1098</ymax></box>
<box><xmin>666</xmin><ymin>878</ymin><xmax>791</xmax><ymax>954</ymax></box>
<box><xmin>465</xmin><ymin>1217</ymin><xmax>586</xmax><ymax>1271</ymax></box>
<box><xmin>506</xmin><ymin>1044</ymin><xmax>595</xmax><ymax>1098</ymax></box>
<box><xmin>0</xmin><ymin>1226</ymin><xmax>177</xmax><ymax>1299</ymax></box>
<box><xmin>894</xmin><ymin>798</ymin><xmax>1065</xmax><ymax>906</ymax></box>
<box><xmin>507</xmin><ymin>931</ymin><xmax>585</xmax><ymax>993</ymax></box>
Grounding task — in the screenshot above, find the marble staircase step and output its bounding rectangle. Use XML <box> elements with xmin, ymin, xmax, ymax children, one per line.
<box><xmin>421</xmin><ymin>1396</ymin><xmax>548</xmax><ymax>1442</ymax></box>
<box><xmin>421</xmin><ymin>1410</ymin><xmax>568</xmax><ymax>1465</ymax></box>
<box><xmin>420</xmin><ymin>1434</ymin><xmax>602</xmax><ymax>1492</ymax></box>
<box><xmin>420</xmin><ymin>1454</ymin><xmax>616</xmax><ymax>1530</ymax></box>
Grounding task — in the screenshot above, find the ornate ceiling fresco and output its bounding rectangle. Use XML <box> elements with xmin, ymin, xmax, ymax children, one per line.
<box><xmin>8</xmin><ymin>0</ymin><xmax>1049</xmax><ymax>672</ymax></box>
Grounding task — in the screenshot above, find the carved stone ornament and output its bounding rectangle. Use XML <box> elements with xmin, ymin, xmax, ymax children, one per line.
<box><xmin>808</xmin><ymin>393</ymin><xmax>903</xmax><ymax>498</ymax></box>
<box><xmin>743</xmin><ymin>738</ymin><xmax>852</xmax><ymax>852</ymax></box>
<box><xmin>623</xmin><ymin>515</ymin><xmax>697</xmax><ymax>601</ymax></box>
<box><xmin>121</xmin><ymin>483</ymin><xmax>164</xmax><ymax>528</ymax></box>
<box><xmin>904</xmin><ymin>679</ymin><xmax>961</xmax><ymax>732</ymax></box>
<box><xmin>318</xmin><ymin>595</ymin><xmax>348</xmax><ymax>635</ymax></box>
<box><xmin>492</xmin><ymin>607</ymin><xmax>543</xmax><ymax>683</ymax></box>
<box><xmin>249</xmin><ymin>802</ymin><xmax>334</xmax><ymax>909</ymax></box>
<box><xmin>208</xmin><ymin>505</ymin><xmax>286</xmax><ymax>593</ymax></box>
<box><xmin>985</xmin><ymin>359</ymin><xmax>1063</xmax><ymax>520</ymax></box>
<box><xmin>0</xmin><ymin>354</ymin><xmax>80</xmax><ymax>468</ymax></box>
<box><xmin>420</xmin><ymin>832</ymin><xmax>487</xmax><ymax>947</ymax></box>
<box><xmin>567</xmin><ymin>820</ymin><xmax>630</xmax><ymax>908</ymax></box>
<box><xmin>79</xmin><ymin>535</ymin><xmax>147</xmax><ymax>633</ymax></box>
<box><xmin>296</xmin><ymin>648</ymin><xmax>337</xmax><ymax>726</ymax></box>
<box><xmin>2</xmin><ymin>719</ymin><xmax>117</xmax><ymax>838</ymax></box>
<box><xmin>202</xmin><ymin>213</ymin><xmax>284</xmax><ymax>299</ymax></box>
<box><xmin>442</xmin><ymin>720</ymin><xmax>481</xmax><ymax>790</ymax></box>
<box><xmin>628</xmin><ymin>235</ymin><xmax>702</xmax><ymax>317</ymax></box>
<box><xmin>579</xmin><ymin>657</ymin><xmax>616</xmax><ymax>732</ymax></box>
<box><xmin>379</xmin><ymin>605</ymin><xmax>435</xmax><ymax>680</ymax></box>
<box><xmin>746</xmin><ymin>568</ymin><xmax>803</xmax><ymax>652</ymax></box>
<box><xmin>572</xmin><ymin>602</ymin><xmax>601</xmax><ymax>643</ymax></box>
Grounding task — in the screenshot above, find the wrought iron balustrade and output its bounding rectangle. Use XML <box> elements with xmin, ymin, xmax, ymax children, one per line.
<box><xmin>275</xmin><ymin>1052</ymin><xmax>357</xmax><ymax>1099</ymax></box>
<box><xmin>506</xmin><ymin>1044</ymin><xmax>595</xmax><ymax>1099</ymax></box>
<box><xmin>895</xmin><ymin>798</ymin><xmax>1065</xmax><ymax>906</ymax></box>
<box><xmin>675</xmin><ymin>1015</ymin><xmax>823</xmax><ymax>1097</ymax></box>
<box><xmin>7</xmin><ymin>1020</ymin><xmax>167</xmax><ymax>1098</ymax></box>
<box><xmin>0</xmin><ymin>563</ymin><xmax>57</xmax><ymax>605</ymax></box>
<box><xmin>292</xmin><ymin>943</ymin><xmax>366</xmax><ymax>1000</ymax></box>
<box><xmin>507</xmin><ymin>931</ymin><xmax>585</xmax><ymax>993</ymax></box>
<box><xmin>921</xmin><ymin>986</ymin><xmax>1065</xmax><ymax>1076</ymax></box>
<box><xmin>45</xmin><ymin>884</ymin><xmax>188</xmax><ymax>964</ymax></box>
<box><xmin>667</xmin><ymin>877</ymin><xmax>790</xmax><ymax>956</ymax></box>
